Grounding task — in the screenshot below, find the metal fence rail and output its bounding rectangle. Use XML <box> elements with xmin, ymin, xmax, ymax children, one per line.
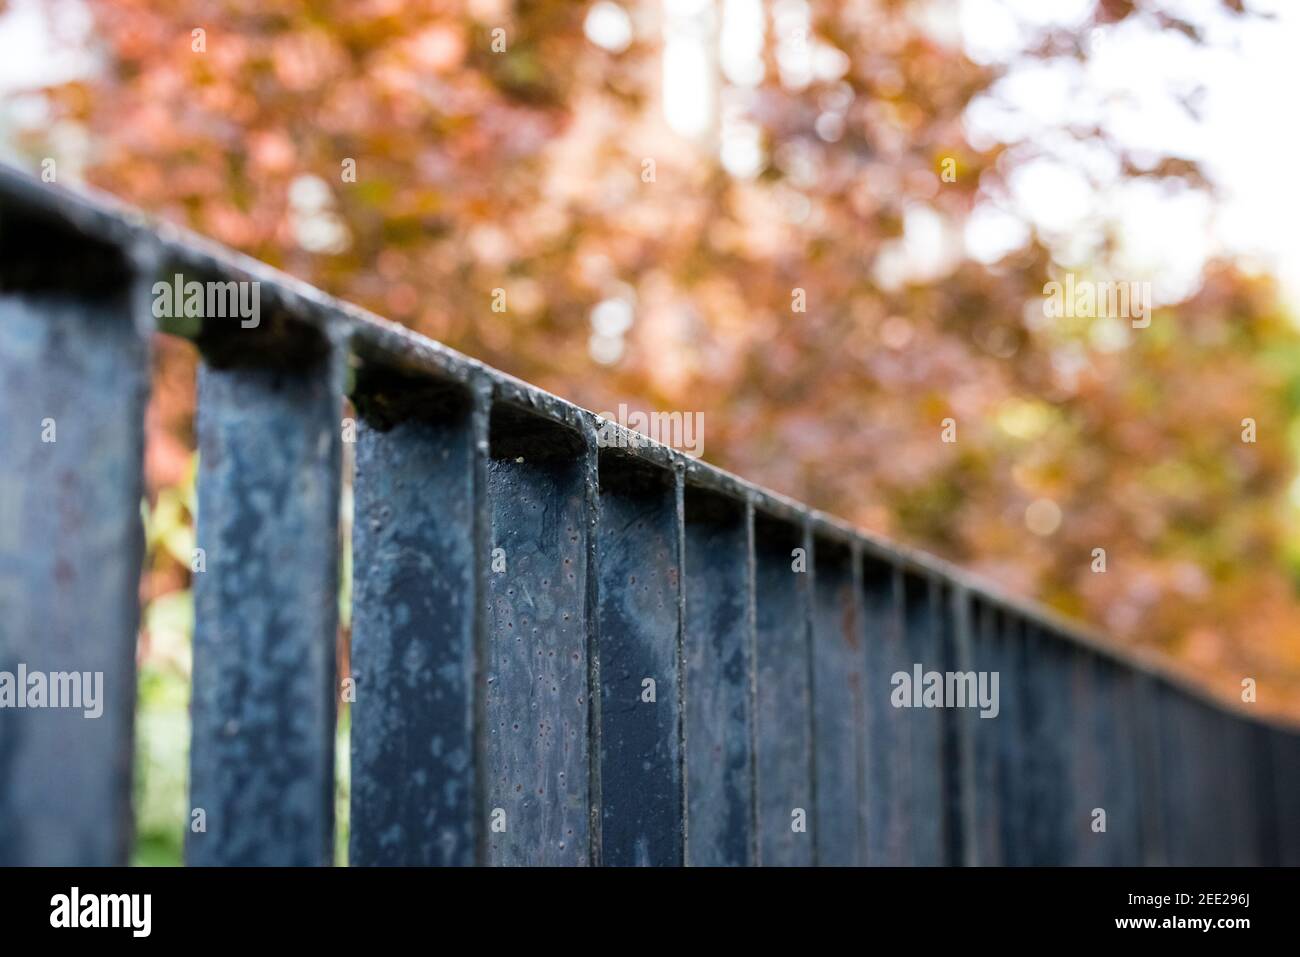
<box><xmin>1</xmin><ymin>166</ymin><xmax>1296</xmax><ymax>866</ymax></box>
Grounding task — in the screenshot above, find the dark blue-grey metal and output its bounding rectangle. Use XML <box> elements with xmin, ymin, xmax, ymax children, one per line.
<box><xmin>994</xmin><ymin>606</ymin><xmax>1038</xmax><ymax>865</ymax></box>
<box><xmin>937</xmin><ymin>583</ymin><xmax>969</xmax><ymax>866</ymax></box>
<box><xmin>810</xmin><ymin>536</ymin><xmax>867</xmax><ymax>865</ymax></box>
<box><xmin>187</xmin><ymin>353</ymin><xmax>343</xmax><ymax>866</ymax></box>
<box><xmin>1130</xmin><ymin>671</ymin><xmax>1165</xmax><ymax>865</ymax></box>
<box><xmin>963</xmin><ymin>599</ymin><xmax>998</xmax><ymax>865</ymax></box>
<box><xmin>1243</xmin><ymin>721</ymin><xmax>1276</xmax><ymax>864</ymax></box>
<box><xmin>1018</xmin><ymin>625</ymin><xmax>1073</xmax><ymax>865</ymax></box>
<box><xmin>947</xmin><ymin>587</ymin><xmax>979</xmax><ymax>866</ymax></box>
<box><xmin>682</xmin><ymin>486</ymin><xmax>754</xmax><ymax>866</ymax></box>
<box><xmin>484</xmin><ymin>404</ymin><xmax>590</xmax><ymax>865</ymax></box>
<box><xmin>0</xmin><ymin>223</ymin><xmax>149</xmax><ymax>865</ymax></box>
<box><xmin>348</xmin><ymin>377</ymin><xmax>478</xmax><ymax>866</ymax></box>
<box><xmin>893</xmin><ymin>573</ymin><xmax>949</xmax><ymax>865</ymax></box>
<box><xmin>1060</xmin><ymin>639</ymin><xmax>1097</xmax><ymax>864</ymax></box>
<box><xmin>595</xmin><ymin>451</ymin><xmax>683</xmax><ymax>866</ymax></box>
<box><xmin>860</xmin><ymin>558</ymin><xmax>906</xmax><ymax>864</ymax></box>
<box><xmin>1073</xmin><ymin>655</ymin><xmax>1144</xmax><ymax>865</ymax></box>
<box><xmin>1048</xmin><ymin>631</ymin><xmax>1086</xmax><ymax>864</ymax></box>
<box><xmin>1153</xmin><ymin>682</ymin><xmax>1200</xmax><ymax>865</ymax></box>
<box><xmin>4</xmin><ymin>165</ymin><xmax>1300</xmax><ymax>869</ymax></box>
<box><xmin>1230</xmin><ymin>714</ymin><xmax>1267</xmax><ymax>864</ymax></box>
<box><xmin>753</xmin><ymin>513</ymin><xmax>814</xmax><ymax>866</ymax></box>
<box><xmin>1272</xmin><ymin>728</ymin><xmax>1300</xmax><ymax>864</ymax></box>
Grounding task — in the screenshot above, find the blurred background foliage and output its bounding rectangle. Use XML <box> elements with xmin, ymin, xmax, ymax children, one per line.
<box><xmin>3</xmin><ymin>0</ymin><xmax>1299</xmax><ymax>863</ymax></box>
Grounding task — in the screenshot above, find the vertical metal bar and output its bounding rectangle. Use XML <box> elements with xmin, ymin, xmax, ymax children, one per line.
<box><xmin>471</xmin><ymin>381</ymin><xmax>492</xmax><ymax>867</ymax></box>
<box><xmin>1154</xmin><ymin>683</ymin><xmax>1194</xmax><ymax>864</ymax></box>
<box><xmin>1090</xmin><ymin>656</ymin><xmax>1142</xmax><ymax>865</ymax></box>
<box><xmin>1130</xmin><ymin>671</ymin><xmax>1166</xmax><ymax>865</ymax></box>
<box><xmin>1243</xmin><ymin>719</ymin><xmax>1271</xmax><ymax>865</ymax></box>
<box><xmin>934</xmin><ymin>582</ymin><xmax>965</xmax><ymax>865</ymax></box>
<box><xmin>682</xmin><ymin>487</ymin><xmax>753</xmax><ymax>866</ymax></box>
<box><xmin>993</xmin><ymin>613</ymin><xmax>1024</xmax><ymax>868</ymax></box>
<box><xmin>900</xmin><ymin>573</ymin><xmax>944</xmax><ymax>865</ymax></box>
<box><xmin>1191</xmin><ymin>699</ymin><xmax>1227</xmax><ymax>864</ymax></box>
<box><xmin>810</xmin><ymin>536</ymin><xmax>865</xmax><ymax>865</ymax></box>
<box><xmin>1225</xmin><ymin>715</ymin><xmax>1259</xmax><ymax>865</ymax></box>
<box><xmin>1043</xmin><ymin>634</ymin><xmax>1076</xmax><ymax>865</ymax></box>
<box><xmin>850</xmin><ymin>544</ymin><xmax>869</xmax><ymax>865</ymax></box>
<box><xmin>1043</xmin><ymin>635</ymin><xmax>1080</xmax><ymax>866</ymax></box>
<box><xmin>1273</xmin><ymin>728</ymin><xmax>1300</xmax><ymax>865</ymax></box>
<box><xmin>1014</xmin><ymin>619</ymin><xmax>1046</xmax><ymax>865</ymax></box>
<box><xmin>483</xmin><ymin>404</ymin><xmax>590</xmax><ymax>865</ymax></box>
<box><xmin>675</xmin><ymin>468</ymin><xmax>688</xmax><ymax>864</ymax></box>
<box><xmin>946</xmin><ymin>586</ymin><xmax>977</xmax><ymax>866</ymax></box>
<box><xmin>744</xmin><ymin>499</ymin><xmax>760</xmax><ymax>866</ymax></box>
<box><xmin>1064</xmin><ymin>642</ymin><xmax>1098</xmax><ymax>866</ymax></box>
<box><xmin>595</xmin><ymin>452</ymin><xmax>683</xmax><ymax>865</ymax></box>
<box><xmin>582</xmin><ymin>423</ymin><xmax>603</xmax><ymax>867</ymax></box>
<box><xmin>802</xmin><ymin>524</ymin><xmax>819</xmax><ymax>867</ymax></box>
<box><xmin>964</xmin><ymin>600</ymin><xmax>1005</xmax><ymax>865</ymax></box>
<box><xmin>1209</xmin><ymin>712</ymin><xmax>1239</xmax><ymax>864</ymax></box>
<box><xmin>753</xmin><ymin>513</ymin><xmax>813</xmax><ymax>865</ymax></box>
<box><xmin>347</xmin><ymin>376</ymin><xmax>477</xmax><ymax>866</ymax></box>
<box><xmin>1192</xmin><ymin>699</ymin><xmax>1226</xmax><ymax>864</ymax></box>
<box><xmin>1153</xmin><ymin>683</ymin><xmax>1182</xmax><ymax>863</ymax></box>
<box><xmin>1247</xmin><ymin>720</ymin><xmax>1278</xmax><ymax>866</ymax></box>
<box><xmin>0</xmin><ymin>249</ymin><xmax>149</xmax><ymax>865</ymax></box>
<box><xmin>1017</xmin><ymin>624</ymin><xmax>1071</xmax><ymax>864</ymax></box>
<box><xmin>1205</xmin><ymin>702</ymin><xmax>1247</xmax><ymax>865</ymax></box>
<box><xmin>188</xmin><ymin>346</ymin><xmax>343</xmax><ymax>866</ymax></box>
<box><xmin>1187</xmin><ymin>700</ymin><xmax>1211</xmax><ymax>864</ymax></box>
<box><xmin>861</xmin><ymin>557</ymin><xmax>907</xmax><ymax>865</ymax></box>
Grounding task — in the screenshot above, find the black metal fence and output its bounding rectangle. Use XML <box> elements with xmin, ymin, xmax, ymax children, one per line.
<box><xmin>1</xmin><ymin>166</ymin><xmax>1296</xmax><ymax>866</ymax></box>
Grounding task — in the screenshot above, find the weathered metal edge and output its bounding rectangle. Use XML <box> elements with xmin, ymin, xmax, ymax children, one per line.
<box><xmin>3</xmin><ymin>163</ymin><xmax>1294</xmax><ymax>732</ymax></box>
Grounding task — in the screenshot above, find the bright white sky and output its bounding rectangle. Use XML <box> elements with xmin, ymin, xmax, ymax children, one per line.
<box><xmin>3</xmin><ymin>0</ymin><xmax>1298</xmax><ymax>307</ymax></box>
<box><xmin>958</xmin><ymin>0</ymin><xmax>1300</xmax><ymax>309</ymax></box>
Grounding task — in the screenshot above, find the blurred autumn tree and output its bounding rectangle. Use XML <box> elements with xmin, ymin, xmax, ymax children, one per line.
<box><xmin>12</xmin><ymin>0</ymin><xmax>1300</xmax><ymax>717</ymax></box>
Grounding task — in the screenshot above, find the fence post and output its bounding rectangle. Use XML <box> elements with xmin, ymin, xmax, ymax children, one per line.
<box><xmin>861</xmin><ymin>557</ymin><xmax>907</xmax><ymax>865</ymax></box>
<box><xmin>347</xmin><ymin>367</ymin><xmax>479</xmax><ymax>865</ymax></box>
<box><xmin>7</xmin><ymin>170</ymin><xmax>1300</xmax><ymax>871</ymax></box>
<box><xmin>902</xmin><ymin>574</ymin><xmax>947</xmax><ymax>865</ymax></box>
<box><xmin>753</xmin><ymin>512</ymin><xmax>814</xmax><ymax>865</ymax></box>
<box><xmin>595</xmin><ymin>450</ymin><xmax>684</xmax><ymax>865</ymax></box>
<box><xmin>946</xmin><ymin>586</ymin><xmax>978</xmax><ymax>866</ymax></box>
<box><xmin>187</xmin><ymin>334</ymin><xmax>344</xmax><ymax>866</ymax></box>
<box><xmin>810</xmin><ymin>535</ymin><xmax>867</xmax><ymax>865</ymax></box>
<box><xmin>0</xmin><ymin>222</ymin><xmax>149</xmax><ymax>865</ymax></box>
<box><xmin>482</xmin><ymin>402</ymin><xmax>591</xmax><ymax>865</ymax></box>
<box><xmin>682</xmin><ymin>485</ymin><xmax>755</xmax><ymax>866</ymax></box>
